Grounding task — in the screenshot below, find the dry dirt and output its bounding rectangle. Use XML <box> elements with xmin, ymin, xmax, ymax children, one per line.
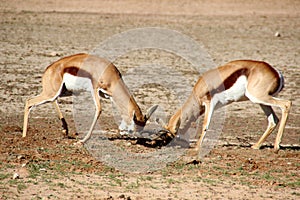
<box><xmin>0</xmin><ymin>0</ymin><xmax>299</xmax><ymax>199</ymax></box>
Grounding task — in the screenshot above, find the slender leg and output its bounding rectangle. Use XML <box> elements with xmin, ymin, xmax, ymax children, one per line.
<box><xmin>23</xmin><ymin>94</ymin><xmax>54</xmax><ymax>137</ymax></box>
<box><xmin>273</xmin><ymin>98</ymin><xmax>291</xmax><ymax>152</ymax></box>
<box><xmin>246</xmin><ymin>92</ymin><xmax>291</xmax><ymax>152</ymax></box>
<box><xmin>195</xmin><ymin>100</ymin><xmax>216</xmax><ymax>155</ymax></box>
<box><xmin>79</xmin><ymin>89</ymin><xmax>102</xmax><ymax>143</ymax></box>
<box><xmin>53</xmin><ymin>100</ymin><xmax>68</xmax><ymax>136</ymax></box>
<box><xmin>23</xmin><ymin>99</ymin><xmax>32</xmax><ymax>137</ymax></box>
<box><xmin>252</xmin><ymin>105</ymin><xmax>279</xmax><ymax>149</ymax></box>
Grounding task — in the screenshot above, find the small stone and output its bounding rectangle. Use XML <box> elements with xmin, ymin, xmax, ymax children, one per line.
<box><xmin>39</xmin><ymin>168</ymin><xmax>47</xmax><ymax>172</ymax></box>
<box><xmin>274</xmin><ymin>32</ymin><xmax>281</xmax><ymax>37</ymax></box>
<box><xmin>13</xmin><ymin>173</ymin><xmax>19</xmax><ymax>179</ymax></box>
<box><xmin>126</xmin><ymin>142</ymin><xmax>131</xmax><ymax>147</ymax></box>
<box><xmin>17</xmin><ymin>155</ymin><xmax>25</xmax><ymax>160</ymax></box>
<box><xmin>48</xmin><ymin>52</ymin><xmax>62</xmax><ymax>57</ymax></box>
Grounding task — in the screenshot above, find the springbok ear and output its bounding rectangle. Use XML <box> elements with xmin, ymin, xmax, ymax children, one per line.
<box><xmin>144</xmin><ymin>105</ymin><xmax>159</xmax><ymax>121</ymax></box>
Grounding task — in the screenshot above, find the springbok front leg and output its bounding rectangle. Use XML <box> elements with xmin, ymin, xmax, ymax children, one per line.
<box><xmin>78</xmin><ymin>89</ymin><xmax>102</xmax><ymax>143</ymax></box>
<box><xmin>195</xmin><ymin>99</ymin><xmax>216</xmax><ymax>157</ymax></box>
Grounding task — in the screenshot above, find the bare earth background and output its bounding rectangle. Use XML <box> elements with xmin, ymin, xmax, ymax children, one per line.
<box><xmin>0</xmin><ymin>0</ymin><xmax>299</xmax><ymax>199</ymax></box>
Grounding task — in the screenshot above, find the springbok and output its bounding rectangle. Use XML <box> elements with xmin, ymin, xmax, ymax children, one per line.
<box><xmin>161</xmin><ymin>60</ymin><xmax>291</xmax><ymax>157</ymax></box>
<box><xmin>23</xmin><ymin>53</ymin><xmax>158</xmax><ymax>143</ymax></box>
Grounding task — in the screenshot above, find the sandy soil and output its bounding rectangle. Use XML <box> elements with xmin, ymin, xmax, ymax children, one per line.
<box><xmin>0</xmin><ymin>0</ymin><xmax>299</xmax><ymax>199</ymax></box>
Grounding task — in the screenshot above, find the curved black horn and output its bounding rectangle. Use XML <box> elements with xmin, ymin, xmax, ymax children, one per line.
<box><xmin>144</xmin><ymin>105</ymin><xmax>159</xmax><ymax>121</ymax></box>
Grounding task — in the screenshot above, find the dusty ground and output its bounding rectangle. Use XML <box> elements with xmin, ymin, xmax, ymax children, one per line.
<box><xmin>0</xmin><ymin>0</ymin><xmax>299</xmax><ymax>199</ymax></box>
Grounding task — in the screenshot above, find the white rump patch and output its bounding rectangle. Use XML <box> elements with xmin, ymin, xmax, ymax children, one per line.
<box><xmin>272</xmin><ymin>69</ymin><xmax>284</xmax><ymax>96</ymax></box>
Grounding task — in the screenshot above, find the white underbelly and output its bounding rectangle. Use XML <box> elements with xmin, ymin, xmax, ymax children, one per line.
<box><xmin>213</xmin><ymin>75</ymin><xmax>248</xmax><ymax>106</ymax></box>
<box><xmin>63</xmin><ymin>73</ymin><xmax>93</xmax><ymax>92</ymax></box>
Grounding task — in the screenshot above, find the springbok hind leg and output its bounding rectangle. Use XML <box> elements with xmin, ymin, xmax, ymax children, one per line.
<box><xmin>23</xmin><ymin>94</ymin><xmax>54</xmax><ymax>137</ymax></box>
<box><xmin>252</xmin><ymin>104</ymin><xmax>279</xmax><ymax>149</ymax></box>
<box><xmin>53</xmin><ymin>100</ymin><xmax>69</xmax><ymax>136</ymax></box>
<box><xmin>247</xmin><ymin>94</ymin><xmax>291</xmax><ymax>152</ymax></box>
<box><xmin>273</xmin><ymin>98</ymin><xmax>291</xmax><ymax>152</ymax></box>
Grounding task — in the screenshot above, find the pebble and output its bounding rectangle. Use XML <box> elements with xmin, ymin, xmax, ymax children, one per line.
<box><xmin>17</xmin><ymin>155</ymin><xmax>25</xmax><ymax>160</ymax></box>
<box><xmin>126</xmin><ymin>142</ymin><xmax>131</xmax><ymax>147</ymax></box>
<box><xmin>274</xmin><ymin>31</ymin><xmax>281</xmax><ymax>37</ymax></box>
<box><xmin>39</xmin><ymin>168</ymin><xmax>47</xmax><ymax>172</ymax></box>
<box><xmin>13</xmin><ymin>173</ymin><xmax>19</xmax><ymax>179</ymax></box>
<box><xmin>48</xmin><ymin>52</ymin><xmax>62</xmax><ymax>57</ymax></box>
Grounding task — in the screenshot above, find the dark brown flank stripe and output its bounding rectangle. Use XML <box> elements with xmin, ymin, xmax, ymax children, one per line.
<box><xmin>210</xmin><ymin>68</ymin><xmax>249</xmax><ymax>96</ymax></box>
<box><xmin>63</xmin><ymin>66</ymin><xmax>93</xmax><ymax>80</ymax></box>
